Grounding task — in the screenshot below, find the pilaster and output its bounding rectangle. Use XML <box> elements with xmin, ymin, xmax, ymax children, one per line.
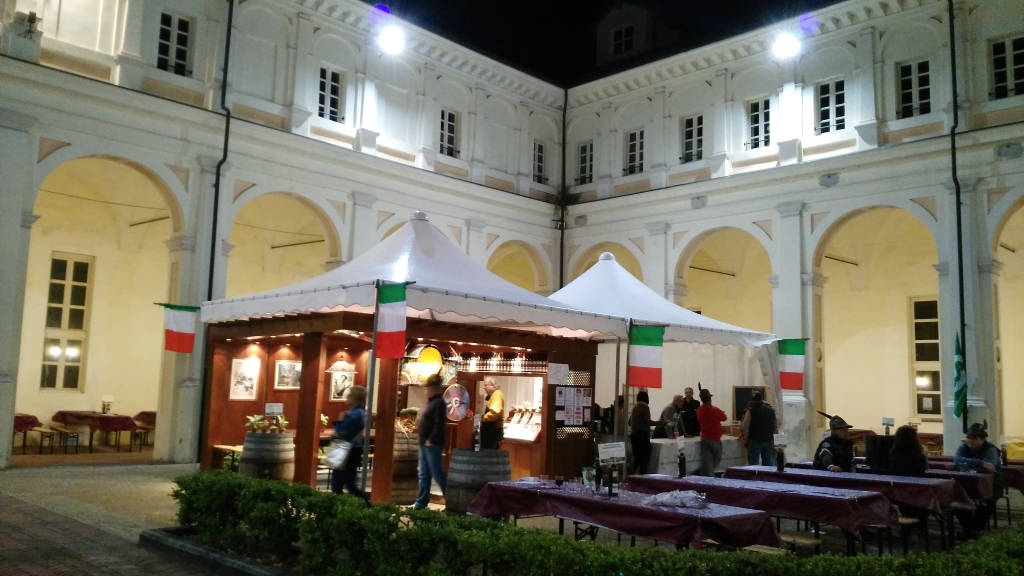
<box><xmin>466</xmin><ymin>218</ymin><xmax>487</xmax><ymax>263</ymax></box>
<box><xmin>708</xmin><ymin>69</ymin><xmax>731</xmax><ymax>178</ymax></box>
<box><xmin>854</xmin><ymin>26</ymin><xmax>880</xmax><ymax>149</ymax></box>
<box><xmin>643</xmin><ymin>222</ymin><xmax>669</xmax><ymax>297</ymax></box>
<box><xmin>349</xmin><ymin>191</ymin><xmax>378</xmax><ymax>259</ymax></box>
<box><xmin>647</xmin><ymin>87</ymin><xmax>668</xmax><ymax>188</ymax></box>
<box><xmin>289</xmin><ymin>13</ymin><xmax>316</xmax><ymax>135</ymax></box>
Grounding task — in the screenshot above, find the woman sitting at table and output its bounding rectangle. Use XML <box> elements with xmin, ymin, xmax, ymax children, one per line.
<box><xmin>888</xmin><ymin>425</ymin><xmax>928</xmax><ymax>477</ymax></box>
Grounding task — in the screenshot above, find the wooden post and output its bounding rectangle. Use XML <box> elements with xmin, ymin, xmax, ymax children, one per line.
<box><xmin>370</xmin><ymin>357</ymin><xmax>399</xmax><ymax>503</ymax></box>
<box><xmin>294</xmin><ymin>332</ymin><xmax>326</xmax><ymax>486</ymax></box>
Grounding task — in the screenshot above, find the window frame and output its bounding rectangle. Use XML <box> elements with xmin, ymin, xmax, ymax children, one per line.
<box><xmin>623</xmin><ymin>128</ymin><xmax>644</xmax><ymax>175</ymax></box>
<box><xmin>576</xmin><ymin>141</ymin><xmax>594</xmax><ymax>185</ymax></box>
<box><xmin>611</xmin><ymin>25</ymin><xmax>635</xmax><ymax>56</ymax></box>
<box><xmin>317</xmin><ymin>66</ymin><xmax>345</xmax><ymax>123</ymax></box>
<box><xmin>156</xmin><ymin>12</ymin><xmax>193</xmax><ymax>77</ymax></box>
<box><xmin>679</xmin><ymin>113</ymin><xmax>703</xmax><ymax>163</ymax></box>
<box><xmin>439</xmin><ymin>108</ymin><xmax>460</xmax><ymax>159</ymax></box>
<box><xmin>910</xmin><ymin>297</ymin><xmax>941</xmax><ymax>420</ymax></box>
<box><xmin>815</xmin><ymin>78</ymin><xmax>846</xmax><ymax>134</ymax></box>
<box><xmin>40</xmin><ymin>253</ymin><xmax>93</xmax><ymax>391</ymax></box>
<box><xmin>990</xmin><ymin>35</ymin><xmax>1024</xmax><ymax>100</ymax></box>
<box><xmin>895</xmin><ymin>59</ymin><xmax>932</xmax><ymax>119</ymax></box>
<box><xmin>533</xmin><ymin>140</ymin><xmax>547</xmax><ymax>184</ymax></box>
<box><xmin>746</xmin><ymin>97</ymin><xmax>771</xmax><ymax>149</ymax></box>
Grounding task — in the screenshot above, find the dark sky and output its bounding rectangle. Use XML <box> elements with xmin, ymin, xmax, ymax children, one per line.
<box><xmin>374</xmin><ymin>0</ymin><xmax>845</xmax><ymax>87</ymax></box>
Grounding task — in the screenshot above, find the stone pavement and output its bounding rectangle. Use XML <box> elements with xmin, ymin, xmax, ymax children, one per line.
<box><xmin>0</xmin><ymin>463</ymin><xmax>222</xmax><ymax>576</ymax></box>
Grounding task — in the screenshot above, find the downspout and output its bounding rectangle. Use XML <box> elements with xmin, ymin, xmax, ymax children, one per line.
<box><xmin>198</xmin><ymin>0</ymin><xmax>235</xmax><ymax>459</ymax></box>
<box><xmin>947</xmin><ymin>0</ymin><xmax>967</xmax><ymax>433</ymax></box>
<box><xmin>558</xmin><ymin>88</ymin><xmax>568</xmax><ymax>288</ymax></box>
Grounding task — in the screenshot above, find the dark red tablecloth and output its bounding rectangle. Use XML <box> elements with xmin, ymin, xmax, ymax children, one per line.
<box><xmin>133</xmin><ymin>411</ymin><xmax>156</xmax><ymax>426</ymax></box>
<box><xmin>14</xmin><ymin>413</ymin><xmax>42</xmax><ymax>433</ymax></box>
<box><xmin>468</xmin><ymin>480</ymin><xmax>779</xmax><ymax>549</ymax></box>
<box><xmin>789</xmin><ymin>461</ymin><xmax>993</xmax><ymax>501</ymax></box>
<box><xmin>52</xmin><ymin>411</ymin><xmax>137</xmax><ymax>432</ymax></box>
<box><xmin>930</xmin><ymin>454</ymin><xmax>1024</xmax><ymax>467</ymax></box>
<box><xmin>622</xmin><ymin>474</ymin><xmax>897</xmax><ymax>536</ymax></box>
<box><xmin>724</xmin><ymin>465</ymin><xmax>969</xmax><ymax>513</ymax></box>
<box><xmin>1002</xmin><ymin>467</ymin><xmax>1024</xmax><ymax>494</ymax></box>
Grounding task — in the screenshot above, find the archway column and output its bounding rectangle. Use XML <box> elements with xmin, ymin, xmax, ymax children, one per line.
<box><xmin>773</xmin><ymin>200</ymin><xmax>814</xmax><ymax>459</ymax></box>
<box><xmin>0</xmin><ymin>116</ymin><xmax>37</xmax><ymax>467</ymax></box>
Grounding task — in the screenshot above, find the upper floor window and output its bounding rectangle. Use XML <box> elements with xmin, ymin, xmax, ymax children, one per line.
<box><xmin>533</xmin><ymin>140</ymin><xmax>547</xmax><ymax>184</ymax></box>
<box><xmin>991</xmin><ymin>35</ymin><xmax>1024</xmax><ymax>100</ymax></box>
<box><xmin>896</xmin><ymin>59</ymin><xmax>931</xmax><ymax>119</ymax></box>
<box><xmin>439</xmin><ymin>109</ymin><xmax>459</xmax><ymax>159</ymax></box>
<box><xmin>680</xmin><ymin>114</ymin><xmax>703</xmax><ymax>163</ymax></box>
<box><xmin>623</xmin><ymin>129</ymin><xmax>644</xmax><ymax>175</ymax></box>
<box><xmin>577</xmin><ymin>141</ymin><xmax>593</xmax><ymax>185</ymax></box>
<box><xmin>612</xmin><ymin>25</ymin><xmax>635</xmax><ymax>56</ymax></box>
<box><xmin>157</xmin><ymin>12</ymin><xmax>192</xmax><ymax>77</ymax></box>
<box><xmin>816</xmin><ymin>79</ymin><xmax>846</xmax><ymax>134</ymax></box>
<box><xmin>41</xmin><ymin>254</ymin><xmax>92</xmax><ymax>390</ymax></box>
<box><xmin>911</xmin><ymin>298</ymin><xmax>941</xmax><ymax>419</ymax></box>
<box><xmin>318</xmin><ymin>67</ymin><xmax>344</xmax><ymax>123</ymax></box>
<box><xmin>747</xmin><ymin>98</ymin><xmax>770</xmax><ymax>149</ymax></box>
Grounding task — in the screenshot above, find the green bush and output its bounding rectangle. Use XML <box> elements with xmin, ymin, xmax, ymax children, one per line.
<box><xmin>172</xmin><ymin>471</ymin><xmax>1024</xmax><ymax>576</ymax></box>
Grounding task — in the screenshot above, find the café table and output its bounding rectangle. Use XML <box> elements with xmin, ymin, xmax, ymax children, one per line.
<box><xmin>52</xmin><ymin>411</ymin><xmax>138</xmax><ymax>452</ymax></box>
<box><xmin>622</xmin><ymin>474</ymin><xmax>897</xmax><ymax>538</ymax></box>
<box><xmin>13</xmin><ymin>413</ymin><xmax>43</xmax><ymax>454</ymax></box>
<box><xmin>788</xmin><ymin>461</ymin><xmax>994</xmax><ymax>501</ymax></box>
<box><xmin>468</xmin><ymin>479</ymin><xmax>779</xmax><ymax>550</ymax></box>
<box><xmin>930</xmin><ymin>454</ymin><xmax>1024</xmax><ymax>466</ymax></box>
<box><xmin>927</xmin><ymin>457</ymin><xmax>1024</xmax><ymax>495</ymax></box>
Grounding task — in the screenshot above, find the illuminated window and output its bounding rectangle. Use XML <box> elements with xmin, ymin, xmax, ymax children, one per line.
<box><xmin>680</xmin><ymin>114</ymin><xmax>703</xmax><ymax>163</ymax></box>
<box><xmin>747</xmin><ymin>97</ymin><xmax>770</xmax><ymax>149</ymax></box>
<box><xmin>41</xmin><ymin>254</ymin><xmax>92</xmax><ymax>389</ymax></box>
<box><xmin>816</xmin><ymin>79</ymin><xmax>846</xmax><ymax>134</ymax></box>
<box><xmin>157</xmin><ymin>12</ymin><xmax>192</xmax><ymax>77</ymax></box>
<box><xmin>439</xmin><ymin>109</ymin><xmax>460</xmax><ymax>158</ymax></box>
<box><xmin>911</xmin><ymin>298</ymin><xmax>941</xmax><ymax>418</ymax></box>
<box><xmin>318</xmin><ymin>67</ymin><xmax>344</xmax><ymax>122</ymax></box>
<box><xmin>896</xmin><ymin>59</ymin><xmax>931</xmax><ymax>119</ymax></box>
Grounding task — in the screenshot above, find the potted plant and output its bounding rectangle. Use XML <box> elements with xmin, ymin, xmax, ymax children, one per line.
<box><xmin>239</xmin><ymin>413</ymin><xmax>295</xmax><ymax>482</ymax></box>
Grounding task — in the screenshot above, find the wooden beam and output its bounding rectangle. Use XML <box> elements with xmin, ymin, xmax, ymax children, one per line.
<box><xmin>371</xmin><ymin>358</ymin><xmax>400</xmax><ymax>503</ymax></box>
<box><xmin>294</xmin><ymin>332</ymin><xmax>327</xmax><ymax>487</ymax></box>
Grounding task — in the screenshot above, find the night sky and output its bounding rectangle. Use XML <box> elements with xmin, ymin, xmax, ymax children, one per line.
<box><xmin>373</xmin><ymin>0</ymin><xmax>846</xmax><ymax>87</ymax></box>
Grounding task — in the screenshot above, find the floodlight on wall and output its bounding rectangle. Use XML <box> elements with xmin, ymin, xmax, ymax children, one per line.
<box><xmin>771</xmin><ymin>32</ymin><xmax>801</xmax><ymax>59</ymax></box>
<box><xmin>377</xmin><ymin>24</ymin><xmax>406</xmax><ymax>55</ymax></box>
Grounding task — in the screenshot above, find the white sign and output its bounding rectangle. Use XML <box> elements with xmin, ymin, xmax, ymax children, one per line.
<box><xmin>773</xmin><ymin>433</ymin><xmax>787</xmax><ymax>447</ymax></box>
<box><xmin>547</xmin><ymin>363</ymin><xmax>569</xmax><ymax>387</ymax></box>
<box><xmin>265</xmin><ymin>403</ymin><xmax>284</xmax><ymax>416</ymax></box>
<box><xmin>597</xmin><ymin>441</ymin><xmax>627</xmax><ymax>465</ymax></box>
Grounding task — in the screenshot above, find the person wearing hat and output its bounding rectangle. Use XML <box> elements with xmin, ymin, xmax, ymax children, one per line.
<box><xmin>413</xmin><ymin>374</ymin><xmax>447</xmax><ymax>509</ymax></box>
<box><xmin>813</xmin><ymin>415</ymin><xmax>855</xmax><ymax>472</ymax></box>
<box><xmin>953</xmin><ymin>422</ymin><xmax>1002</xmax><ymax>537</ymax></box>
<box><xmin>741</xmin><ymin>390</ymin><xmax>777</xmax><ymax>466</ymax></box>
<box><xmin>696</xmin><ymin>387</ymin><xmax>727</xmax><ymax>475</ymax></box>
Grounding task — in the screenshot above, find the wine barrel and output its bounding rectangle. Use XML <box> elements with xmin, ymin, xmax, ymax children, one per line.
<box><xmin>445</xmin><ymin>449</ymin><xmax>510</xmax><ymax>514</ymax></box>
<box><xmin>239</xmin><ymin>432</ymin><xmax>295</xmax><ymax>482</ymax></box>
<box><xmin>392</xmin><ymin>433</ymin><xmax>419</xmax><ymax>505</ymax></box>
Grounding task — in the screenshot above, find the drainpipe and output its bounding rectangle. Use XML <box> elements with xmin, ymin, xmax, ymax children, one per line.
<box><xmin>947</xmin><ymin>0</ymin><xmax>967</xmax><ymax>433</ymax></box>
<box><xmin>558</xmin><ymin>88</ymin><xmax>568</xmax><ymax>288</ymax></box>
<box><xmin>198</xmin><ymin>0</ymin><xmax>235</xmax><ymax>460</ymax></box>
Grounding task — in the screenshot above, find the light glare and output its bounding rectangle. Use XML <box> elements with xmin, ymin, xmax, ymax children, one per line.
<box><xmin>377</xmin><ymin>24</ymin><xmax>405</xmax><ymax>55</ymax></box>
<box><xmin>772</xmin><ymin>32</ymin><xmax>801</xmax><ymax>59</ymax></box>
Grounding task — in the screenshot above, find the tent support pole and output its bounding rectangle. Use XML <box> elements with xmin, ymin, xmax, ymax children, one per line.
<box><xmin>359</xmin><ymin>280</ymin><xmax>382</xmax><ymax>493</ymax></box>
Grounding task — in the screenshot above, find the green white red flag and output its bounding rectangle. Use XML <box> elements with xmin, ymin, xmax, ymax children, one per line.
<box><xmin>953</xmin><ymin>334</ymin><xmax>966</xmax><ymax>418</ymax></box>
<box><xmin>160</xmin><ymin>303</ymin><xmax>200</xmax><ymax>353</ymax></box>
<box><xmin>627</xmin><ymin>324</ymin><xmax>664</xmax><ymax>388</ymax></box>
<box><xmin>375</xmin><ymin>283</ymin><xmax>407</xmax><ymax>359</ymax></box>
<box><xmin>778</xmin><ymin>338</ymin><xmax>805</xmax><ymax>390</ymax></box>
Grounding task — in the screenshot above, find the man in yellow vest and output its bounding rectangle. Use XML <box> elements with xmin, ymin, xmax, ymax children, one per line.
<box><xmin>480</xmin><ymin>377</ymin><xmax>505</xmax><ymax>449</ymax></box>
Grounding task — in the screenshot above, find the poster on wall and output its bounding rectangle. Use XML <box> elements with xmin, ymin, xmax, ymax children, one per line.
<box><xmin>229</xmin><ymin>358</ymin><xmax>260</xmax><ymax>400</ymax></box>
<box><xmin>274</xmin><ymin>360</ymin><xmax>302</xmax><ymax>390</ymax></box>
<box><xmin>330</xmin><ymin>371</ymin><xmax>356</xmax><ymax>401</ymax></box>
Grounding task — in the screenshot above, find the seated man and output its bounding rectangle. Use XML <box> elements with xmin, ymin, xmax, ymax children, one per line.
<box><xmin>953</xmin><ymin>422</ymin><xmax>1002</xmax><ymax>538</ymax></box>
<box><xmin>813</xmin><ymin>415</ymin><xmax>855</xmax><ymax>472</ymax></box>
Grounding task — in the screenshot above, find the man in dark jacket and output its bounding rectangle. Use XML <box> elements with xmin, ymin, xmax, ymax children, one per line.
<box><xmin>413</xmin><ymin>374</ymin><xmax>447</xmax><ymax>509</ymax></box>
<box><xmin>813</xmin><ymin>415</ymin><xmax>855</xmax><ymax>472</ymax></box>
<box><xmin>680</xmin><ymin>387</ymin><xmax>701</xmax><ymax>437</ymax></box>
<box><xmin>953</xmin><ymin>422</ymin><xmax>1002</xmax><ymax>537</ymax></box>
<box><xmin>741</xmin><ymin>390</ymin><xmax>777</xmax><ymax>465</ymax></box>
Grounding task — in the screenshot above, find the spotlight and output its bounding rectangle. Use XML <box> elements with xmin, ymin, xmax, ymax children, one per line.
<box><xmin>771</xmin><ymin>32</ymin><xmax>801</xmax><ymax>59</ymax></box>
<box><xmin>377</xmin><ymin>24</ymin><xmax>405</xmax><ymax>55</ymax></box>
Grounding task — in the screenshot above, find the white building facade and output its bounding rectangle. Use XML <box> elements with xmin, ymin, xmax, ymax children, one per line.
<box><xmin>0</xmin><ymin>0</ymin><xmax>1021</xmax><ymax>467</ymax></box>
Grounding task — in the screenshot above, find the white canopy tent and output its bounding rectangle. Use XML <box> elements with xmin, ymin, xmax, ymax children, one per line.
<box><xmin>549</xmin><ymin>252</ymin><xmax>781</xmax><ymax>425</ymax></box>
<box><xmin>202</xmin><ymin>211</ymin><xmax>623</xmax><ymax>338</ymax></box>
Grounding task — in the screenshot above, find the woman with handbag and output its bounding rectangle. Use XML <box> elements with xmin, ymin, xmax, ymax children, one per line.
<box><xmin>330</xmin><ymin>385</ymin><xmax>371</xmax><ymax>506</ymax></box>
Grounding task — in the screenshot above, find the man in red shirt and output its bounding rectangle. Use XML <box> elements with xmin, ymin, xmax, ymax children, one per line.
<box><xmin>696</xmin><ymin>388</ymin><xmax>727</xmax><ymax>476</ymax></box>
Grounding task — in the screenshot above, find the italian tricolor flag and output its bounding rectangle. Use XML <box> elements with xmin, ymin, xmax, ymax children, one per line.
<box><xmin>375</xmin><ymin>283</ymin><xmax>407</xmax><ymax>359</ymax></box>
<box><xmin>778</xmin><ymin>338</ymin><xmax>806</xmax><ymax>390</ymax></box>
<box><xmin>627</xmin><ymin>324</ymin><xmax>664</xmax><ymax>388</ymax></box>
<box><xmin>161</xmin><ymin>303</ymin><xmax>199</xmax><ymax>353</ymax></box>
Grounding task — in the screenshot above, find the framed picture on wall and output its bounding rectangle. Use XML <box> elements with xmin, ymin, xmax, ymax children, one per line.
<box><xmin>330</xmin><ymin>371</ymin><xmax>356</xmax><ymax>402</ymax></box>
<box><xmin>274</xmin><ymin>360</ymin><xmax>302</xmax><ymax>390</ymax></box>
<box><xmin>229</xmin><ymin>358</ymin><xmax>260</xmax><ymax>400</ymax></box>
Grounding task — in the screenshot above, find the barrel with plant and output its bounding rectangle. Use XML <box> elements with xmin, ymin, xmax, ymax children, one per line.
<box><xmin>239</xmin><ymin>414</ymin><xmax>295</xmax><ymax>482</ymax></box>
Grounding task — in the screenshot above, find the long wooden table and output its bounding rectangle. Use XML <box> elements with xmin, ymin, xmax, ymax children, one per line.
<box><xmin>788</xmin><ymin>461</ymin><xmax>994</xmax><ymax>501</ymax></box>
<box><xmin>468</xmin><ymin>479</ymin><xmax>780</xmax><ymax>550</ymax></box>
<box><xmin>52</xmin><ymin>411</ymin><xmax>138</xmax><ymax>452</ymax></box>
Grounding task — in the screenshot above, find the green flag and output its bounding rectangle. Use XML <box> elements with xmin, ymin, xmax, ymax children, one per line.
<box><xmin>953</xmin><ymin>334</ymin><xmax>966</xmax><ymax>418</ymax></box>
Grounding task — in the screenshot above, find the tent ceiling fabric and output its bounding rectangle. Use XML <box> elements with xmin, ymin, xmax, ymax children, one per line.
<box><xmin>549</xmin><ymin>252</ymin><xmax>776</xmax><ymax>346</ymax></box>
<box><xmin>201</xmin><ymin>211</ymin><xmax>623</xmax><ymax>338</ymax></box>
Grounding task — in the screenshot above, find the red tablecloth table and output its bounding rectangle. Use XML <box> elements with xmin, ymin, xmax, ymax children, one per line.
<box><xmin>14</xmin><ymin>413</ymin><xmax>41</xmax><ymax>433</ymax></box>
<box><xmin>133</xmin><ymin>411</ymin><xmax>156</xmax><ymax>427</ymax></box>
<box><xmin>468</xmin><ymin>479</ymin><xmax>779</xmax><ymax>550</ymax></box>
<box><xmin>789</xmin><ymin>461</ymin><xmax>993</xmax><ymax>501</ymax></box>
<box><xmin>52</xmin><ymin>411</ymin><xmax>138</xmax><ymax>452</ymax></box>
<box><xmin>724</xmin><ymin>465</ymin><xmax>969</xmax><ymax>514</ymax></box>
<box><xmin>622</xmin><ymin>474</ymin><xmax>897</xmax><ymax>537</ymax></box>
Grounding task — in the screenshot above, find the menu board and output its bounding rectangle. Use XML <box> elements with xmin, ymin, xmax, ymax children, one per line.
<box><xmin>554</xmin><ymin>386</ymin><xmax>592</xmax><ymax>426</ymax></box>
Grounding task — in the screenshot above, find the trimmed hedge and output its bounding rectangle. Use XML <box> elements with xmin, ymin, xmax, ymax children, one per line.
<box><xmin>172</xmin><ymin>471</ymin><xmax>1024</xmax><ymax>576</ymax></box>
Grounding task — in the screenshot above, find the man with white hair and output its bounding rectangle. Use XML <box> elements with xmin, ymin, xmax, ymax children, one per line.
<box><xmin>480</xmin><ymin>377</ymin><xmax>505</xmax><ymax>449</ymax></box>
